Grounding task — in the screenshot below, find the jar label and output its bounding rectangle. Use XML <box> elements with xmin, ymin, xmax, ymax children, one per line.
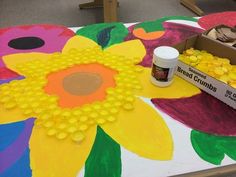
<box><xmin>151</xmin><ymin>63</ymin><xmax>175</xmax><ymax>82</ymax></box>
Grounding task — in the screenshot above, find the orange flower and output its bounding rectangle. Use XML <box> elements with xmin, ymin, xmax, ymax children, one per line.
<box><xmin>45</xmin><ymin>63</ymin><xmax>117</xmax><ymax>108</ymax></box>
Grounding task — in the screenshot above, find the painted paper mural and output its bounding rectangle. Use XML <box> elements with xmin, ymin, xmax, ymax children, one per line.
<box><xmin>0</xmin><ymin>12</ymin><xmax>236</xmax><ymax>177</ymax></box>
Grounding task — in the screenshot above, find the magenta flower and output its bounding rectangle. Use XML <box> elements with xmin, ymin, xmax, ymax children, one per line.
<box><xmin>0</xmin><ymin>24</ymin><xmax>74</xmax><ymax>81</ymax></box>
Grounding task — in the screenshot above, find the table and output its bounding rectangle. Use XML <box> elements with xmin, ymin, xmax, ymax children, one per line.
<box><xmin>0</xmin><ymin>12</ymin><xmax>236</xmax><ymax>177</ymax></box>
<box><xmin>79</xmin><ymin>0</ymin><xmax>118</xmax><ymax>22</ymax></box>
<box><xmin>180</xmin><ymin>0</ymin><xmax>204</xmax><ymax>16</ymax></box>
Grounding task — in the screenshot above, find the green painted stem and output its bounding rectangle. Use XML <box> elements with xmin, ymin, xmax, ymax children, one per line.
<box><xmin>85</xmin><ymin>126</ymin><xmax>121</xmax><ymax>177</ymax></box>
<box><xmin>191</xmin><ymin>130</ymin><xmax>236</xmax><ymax>165</ymax></box>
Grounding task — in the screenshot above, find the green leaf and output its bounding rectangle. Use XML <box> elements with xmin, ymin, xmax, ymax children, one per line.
<box><xmin>76</xmin><ymin>23</ymin><xmax>128</xmax><ymax>48</ymax></box>
<box><xmin>85</xmin><ymin>126</ymin><xmax>121</xmax><ymax>177</ymax></box>
<box><xmin>191</xmin><ymin>130</ymin><xmax>236</xmax><ymax>165</ymax></box>
<box><xmin>97</xmin><ymin>26</ymin><xmax>115</xmax><ymax>48</ymax></box>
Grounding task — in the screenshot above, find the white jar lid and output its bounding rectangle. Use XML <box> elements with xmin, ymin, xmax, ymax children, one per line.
<box><xmin>153</xmin><ymin>46</ymin><xmax>179</xmax><ymax>63</ymax></box>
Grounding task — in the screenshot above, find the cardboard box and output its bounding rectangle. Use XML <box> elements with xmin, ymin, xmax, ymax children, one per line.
<box><xmin>174</xmin><ymin>35</ymin><xmax>236</xmax><ymax>109</ymax></box>
<box><xmin>203</xmin><ymin>25</ymin><xmax>236</xmax><ymax>49</ymax></box>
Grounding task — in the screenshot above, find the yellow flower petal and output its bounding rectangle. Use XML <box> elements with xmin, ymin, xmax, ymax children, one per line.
<box><xmin>135</xmin><ymin>67</ymin><xmax>201</xmax><ymax>98</ymax></box>
<box><xmin>0</xmin><ymin>107</ymin><xmax>26</xmax><ymax>124</ymax></box>
<box><xmin>104</xmin><ymin>40</ymin><xmax>146</xmax><ymax>64</ymax></box>
<box><xmin>2</xmin><ymin>53</ymin><xmax>52</xmax><ymax>74</ymax></box>
<box><xmin>101</xmin><ymin>97</ymin><xmax>173</xmax><ymax>160</ymax></box>
<box><xmin>29</xmin><ymin>125</ymin><xmax>97</xmax><ymax>177</ymax></box>
<box><xmin>62</xmin><ymin>35</ymin><xmax>98</xmax><ymax>53</ymax></box>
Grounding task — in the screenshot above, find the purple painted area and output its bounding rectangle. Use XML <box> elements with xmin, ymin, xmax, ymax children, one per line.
<box><xmin>125</xmin><ymin>22</ymin><xmax>204</xmax><ymax>67</ymax></box>
<box><xmin>152</xmin><ymin>92</ymin><xmax>236</xmax><ymax>136</ymax></box>
<box><xmin>0</xmin><ymin>76</ymin><xmax>24</xmax><ymax>85</ymax></box>
<box><xmin>0</xmin><ymin>118</ymin><xmax>35</xmax><ymax>173</ymax></box>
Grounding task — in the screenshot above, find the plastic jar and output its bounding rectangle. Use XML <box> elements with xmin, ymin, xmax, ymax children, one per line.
<box><xmin>150</xmin><ymin>46</ymin><xmax>179</xmax><ymax>87</ymax></box>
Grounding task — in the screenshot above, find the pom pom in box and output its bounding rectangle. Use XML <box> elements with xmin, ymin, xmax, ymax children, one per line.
<box><xmin>174</xmin><ymin>30</ymin><xmax>236</xmax><ymax>109</ymax></box>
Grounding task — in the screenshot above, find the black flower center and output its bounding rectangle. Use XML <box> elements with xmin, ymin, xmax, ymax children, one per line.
<box><xmin>8</xmin><ymin>37</ymin><xmax>45</xmax><ymax>50</ymax></box>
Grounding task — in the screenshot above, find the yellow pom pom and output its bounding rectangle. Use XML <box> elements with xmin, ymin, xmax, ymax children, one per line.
<box><xmin>79</xmin><ymin>116</ymin><xmax>88</xmax><ymax>122</ymax></box>
<box><xmin>219</xmin><ymin>75</ymin><xmax>230</xmax><ymax>84</ymax></box>
<box><xmin>56</xmin><ymin>132</ymin><xmax>68</xmax><ymax>140</ymax></box>
<box><xmin>89</xmin><ymin>112</ymin><xmax>98</xmax><ymax>119</ymax></box>
<box><xmin>218</xmin><ymin>58</ymin><xmax>230</xmax><ymax>65</ymax></box>
<box><xmin>73</xmin><ymin>109</ymin><xmax>82</xmax><ymax>116</ymax></box>
<box><xmin>96</xmin><ymin>118</ymin><xmax>106</xmax><ymax>124</ymax></box>
<box><xmin>47</xmin><ymin>128</ymin><xmax>57</xmax><ymax>136</ymax></box>
<box><xmin>72</xmin><ymin>132</ymin><xmax>85</xmax><ymax>143</ymax></box>
<box><xmin>44</xmin><ymin>121</ymin><xmax>54</xmax><ymax>128</ymax></box>
<box><xmin>196</xmin><ymin>64</ymin><xmax>208</xmax><ymax>73</ymax></box>
<box><xmin>78</xmin><ymin>124</ymin><xmax>88</xmax><ymax>131</ymax></box>
<box><xmin>68</xmin><ymin>117</ymin><xmax>78</xmax><ymax>124</ymax></box>
<box><xmin>57</xmin><ymin>123</ymin><xmax>67</xmax><ymax>130</ymax></box>
<box><xmin>123</xmin><ymin>103</ymin><xmax>134</xmax><ymax>111</ymax></box>
<box><xmin>4</xmin><ymin>102</ymin><xmax>16</xmax><ymax>109</ymax></box>
<box><xmin>229</xmin><ymin>81</ymin><xmax>236</xmax><ymax>88</ymax></box>
<box><xmin>100</xmin><ymin>110</ymin><xmax>108</xmax><ymax>116</ymax></box>
<box><xmin>107</xmin><ymin>116</ymin><xmax>116</xmax><ymax>122</ymax></box>
<box><xmin>214</xmin><ymin>67</ymin><xmax>225</xmax><ymax>76</ymax></box>
<box><xmin>67</xmin><ymin>126</ymin><xmax>78</xmax><ymax>133</ymax></box>
<box><xmin>186</xmin><ymin>49</ymin><xmax>194</xmax><ymax>55</ymax></box>
<box><xmin>229</xmin><ymin>72</ymin><xmax>236</xmax><ymax>81</ymax></box>
<box><xmin>110</xmin><ymin>108</ymin><xmax>118</xmax><ymax>114</ymax></box>
<box><xmin>189</xmin><ymin>56</ymin><xmax>198</xmax><ymax>63</ymax></box>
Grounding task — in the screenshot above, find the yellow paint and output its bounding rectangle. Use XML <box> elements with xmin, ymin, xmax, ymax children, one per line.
<box><xmin>62</xmin><ymin>35</ymin><xmax>98</xmax><ymax>53</ymax></box>
<box><xmin>101</xmin><ymin>97</ymin><xmax>173</xmax><ymax>160</ymax></box>
<box><xmin>135</xmin><ymin>67</ymin><xmax>201</xmax><ymax>98</ymax></box>
<box><xmin>2</xmin><ymin>53</ymin><xmax>52</xmax><ymax>74</ymax></box>
<box><xmin>104</xmin><ymin>40</ymin><xmax>146</xmax><ymax>64</ymax></box>
<box><xmin>0</xmin><ymin>106</ymin><xmax>26</xmax><ymax>124</ymax></box>
<box><xmin>29</xmin><ymin>125</ymin><xmax>97</xmax><ymax>177</ymax></box>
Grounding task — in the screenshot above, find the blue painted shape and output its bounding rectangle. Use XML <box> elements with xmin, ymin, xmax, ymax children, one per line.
<box><xmin>0</xmin><ymin>121</ymin><xmax>25</xmax><ymax>151</ymax></box>
<box><xmin>0</xmin><ymin>76</ymin><xmax>25</xmax><ymax>85</ymax></box>
<box><xmin>97</xmin><ymin>26</ymin><xmax>115</xmax><ymax>48</ymax></box>
<box><xmin>0</xmin><ymin>148</ymin><xmax>32</xmax><ymax>177</ymax></box>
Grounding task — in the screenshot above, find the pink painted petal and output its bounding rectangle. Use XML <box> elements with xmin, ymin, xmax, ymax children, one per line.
<box><xmin>0</xmin><ymin>24</ymin><xmax>74</xmax><ymax>61</ymax></box>
<box><xmin>0</xmin><ymin>59</ymin><xmax>4</xmax><ymax>67</ymax></box>
<box><xmin>151</xmin><ymin>92</ymin><xmax>236</xmax><ymax>136</ymax></box>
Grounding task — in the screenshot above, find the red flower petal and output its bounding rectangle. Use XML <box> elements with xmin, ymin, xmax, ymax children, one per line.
<box><xmin>198</xmin><ymin>11</ymin><xmax>236</xmax><ymax>29</ymax></box>
<box><xmin>152</xmin><ymin>92</ymin><xmax>236</xmax><ymax>136</ymax></box>
<box><xmin>0</xmin><ymin>67</ymin><xmax>20</xmax><ymax>79</ymax></box>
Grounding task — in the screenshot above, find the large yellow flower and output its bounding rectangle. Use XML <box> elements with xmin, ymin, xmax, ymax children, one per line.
<box><xmin>0</xmin><ymin>36</ymin><xmax>200</xmax><ymax>177</ymax></box>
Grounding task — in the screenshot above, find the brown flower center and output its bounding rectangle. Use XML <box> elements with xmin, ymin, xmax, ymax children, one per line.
<box><xmin>63</xmin><ymin>72</ymin><xmax>102</xmax><ymax>96</ymax></box>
